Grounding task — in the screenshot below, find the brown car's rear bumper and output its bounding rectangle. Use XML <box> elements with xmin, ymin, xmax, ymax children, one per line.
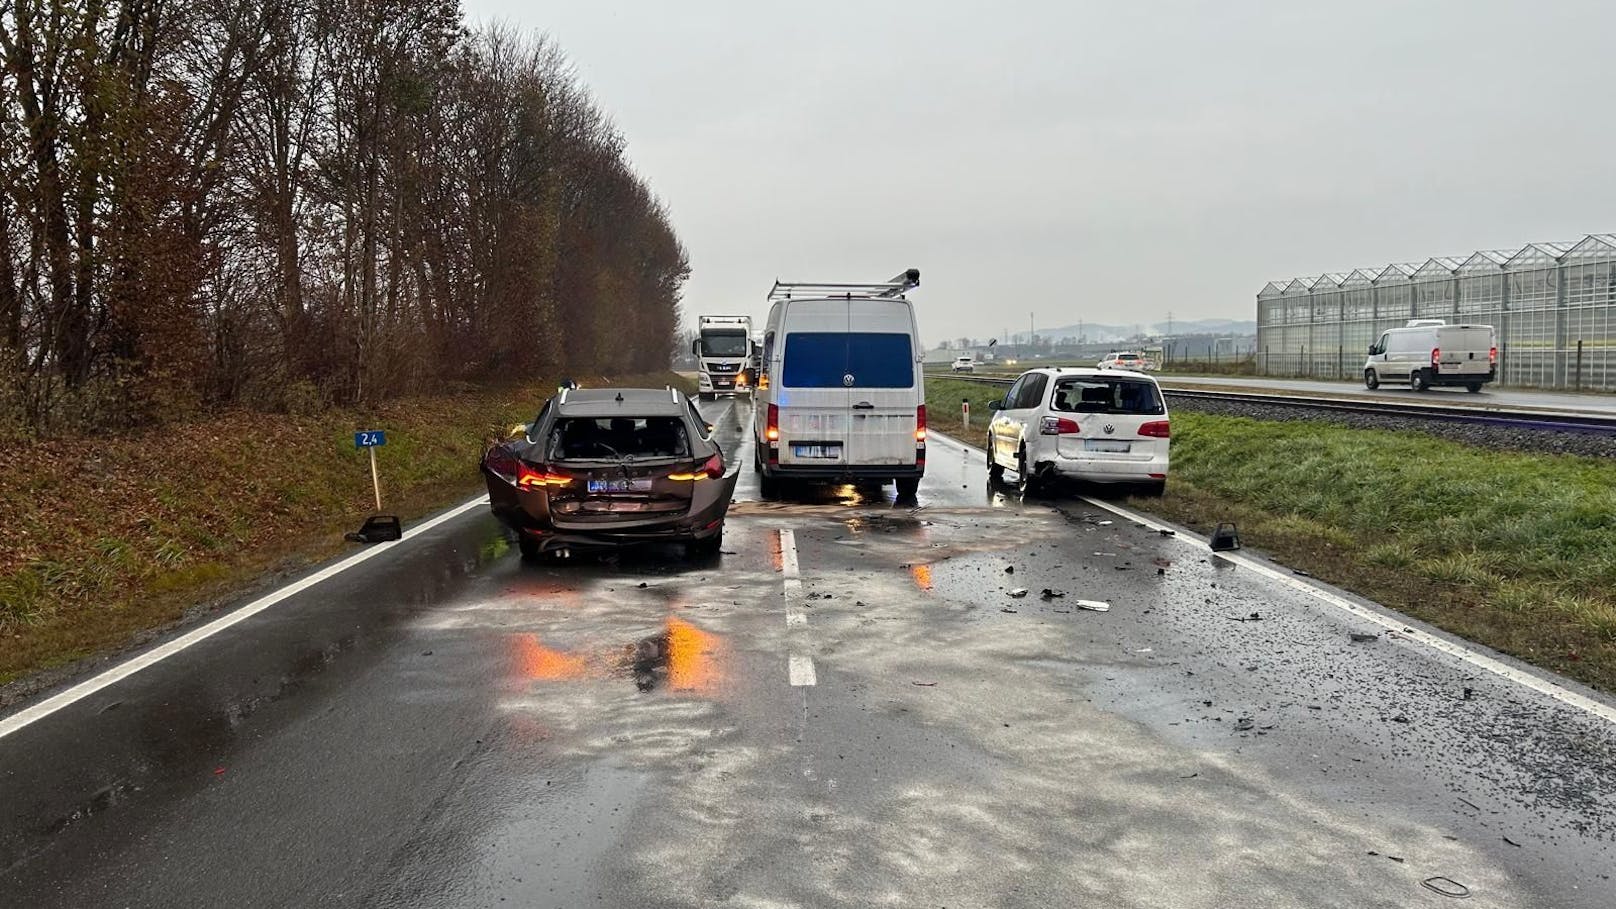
<box><xmin>484</xmin><ymin>466</ymin><xmax>737</xmax><ymax>549</ymax></box>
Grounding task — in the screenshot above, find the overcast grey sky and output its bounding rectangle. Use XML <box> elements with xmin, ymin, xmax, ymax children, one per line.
<box><xmin>463</xmin><ymin>0</ymin><xmax>1616</xmax><ymax>341</ymax></box>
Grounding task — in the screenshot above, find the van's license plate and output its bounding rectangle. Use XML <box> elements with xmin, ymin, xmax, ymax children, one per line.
<box><xmin>1084</xmin><ymin>440</ymin><xmax>1131</xmax><ymax>453</ymax></box>
<box><xmin>587</xmin><ymin>478</ymin><xmax>652</xmax><ymax>493</ymax></box>
<box><xmin>792</xmin><ymin>444</ymin><xmax>843</xmax><ymax>459</ymax></box>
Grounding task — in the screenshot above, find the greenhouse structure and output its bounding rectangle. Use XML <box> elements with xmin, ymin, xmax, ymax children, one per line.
<box><xmin>1255</xmin><ymin>233</ymin><xmax>1616</xmax><ymax>390</ymax></box>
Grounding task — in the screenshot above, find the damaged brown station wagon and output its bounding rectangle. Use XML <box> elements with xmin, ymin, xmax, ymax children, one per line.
<box><xmin>482</xmin><ymin>387</ymin><xmax>738</xmax><ymax>560</ymax></box>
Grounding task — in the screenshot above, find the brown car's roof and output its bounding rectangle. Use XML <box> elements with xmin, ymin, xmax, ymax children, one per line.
<box><xmin>554</xmin><ymin>388</ymin><xmax>689</xmax><ymax>418</ymax></box>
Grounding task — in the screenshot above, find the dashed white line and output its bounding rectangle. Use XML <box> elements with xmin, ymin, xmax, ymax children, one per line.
<box><xmin>788</xmin><ymin>655</ymin><xmax>818</xmax><ymax>686</ymax></box>
<box><xmin>926</xmin><ymin>430</ymin><xmax>1616</xmax><ymax>727</ymax></box>
<box><xmin>0</xmin><ymin>495</ymin><xmax>493</xmax><ymax>741</ymax></box>
<box><xmin>786</xmin><ymin>609</ymin><xmax>807</xmax><ymax>628</ymax></box>
<box><xmin>779</xmin><ymin>528</ymin><xmax>799</xmax><ymax>578</ymax></box>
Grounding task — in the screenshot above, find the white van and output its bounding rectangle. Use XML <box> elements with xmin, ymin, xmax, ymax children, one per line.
<box><xmin>1364</xmin><ymin>320</ymin><xmax>1497</xmax><ymax>392</ymax></box>
<box><xmin>753</xmin><ymin>269</ymin><xmax>926</xmax><ymax>498</ymax></box>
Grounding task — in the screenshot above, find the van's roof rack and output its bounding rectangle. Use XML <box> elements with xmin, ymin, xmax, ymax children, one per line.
<box><xmin>768</xmin><ymin>268</ymin><xmax>919</xmax><ymax>302</ymax></box>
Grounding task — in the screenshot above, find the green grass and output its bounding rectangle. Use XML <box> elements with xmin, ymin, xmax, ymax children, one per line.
<box><xmin>924</xmin><ymin>373</ymin><xmax>1616</xmax><ymax>692</ymax></box>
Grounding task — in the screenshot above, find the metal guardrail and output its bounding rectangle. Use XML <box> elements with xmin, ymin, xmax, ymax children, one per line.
<box><xmin>926</xmin><ymin>371</ymin><xmax>1616</xmax><ymax>435</ymax></box>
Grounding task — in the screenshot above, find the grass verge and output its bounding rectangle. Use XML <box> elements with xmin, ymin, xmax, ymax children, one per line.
<box><xmin>0</xmin><ymin>372</ymin><xmax>691</xmax><ymax>690</ymax></box>
<box><xmin>925</xmin><ymin>375</ymin><xmax>1616</xmax><ymax>693</ymax></box>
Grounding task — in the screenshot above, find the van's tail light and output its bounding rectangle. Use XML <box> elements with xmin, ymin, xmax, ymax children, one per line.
<box><xmin>668</xmin><ymin>453</ymin><xmax>724</xmax><ymax>482</ymax></box>
<box><xmin>516</xmin><ymin>462</ymin><xmax>572</xmax><ymax>489</ymax></box>
<box><xmin>915</xmin><ymin>405</ymin><xmax>927</xmax><ymax>442</ymax></box>
<box><xmin>766</xmin><ymin>404</ymin><xmax>779</xmax><ymax>442</ymax></box>
<box><xmin>758</xmin><ymin>373</ymin><xmax>769</xmax><ymax>389</ymax></box>
<box><xmin>1039</xmin><ymin>416</ymin><xmax>1081</xmax><ymax>435</ymax></box>
<box><xmin>1489</xmin><ymin>346</ymin><xmax>1498</xmax><ymax>365</ymax></box>
<box><xmin>1431</xmin><ymin>347</ymin><xmax>1441</xmax><ymax>367</ymax></box>
<box><xmin>1139</xmin><ymin>421</ymin><xmax>1171</xmax><ymax>438</ymax></box>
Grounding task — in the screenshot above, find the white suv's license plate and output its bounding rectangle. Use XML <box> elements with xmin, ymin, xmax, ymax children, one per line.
<box><xmin>587</xmin><ymin>478</ymin><xmax>652</xmax><ymax>493</ymax></box>
<box><xmin>1084</xmin><ymin>440</ymin><xmax>1132</xmax><ymax>453</ymax></box>
<box><xmin>792</xmin><ymin>444</ymin><xmax>843</xmax><ymax>459</ymax></box>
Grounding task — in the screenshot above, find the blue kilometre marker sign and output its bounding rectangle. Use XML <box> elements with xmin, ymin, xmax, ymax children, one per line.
<box><xmin>355</xmin><ymin>430</ymin><xmax>387</xmax><ymax>509</ymax></box>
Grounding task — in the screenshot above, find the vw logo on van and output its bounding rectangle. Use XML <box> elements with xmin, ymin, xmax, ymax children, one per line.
<box><xmin>842</xmin><ymin>374</ymin><xmax>854</xmax><ymax>387</ymax></box>
<box><xmin>1103</xmin><ymin>424</ymin><xmax>1115</xmax><ymax>434</ymax></box>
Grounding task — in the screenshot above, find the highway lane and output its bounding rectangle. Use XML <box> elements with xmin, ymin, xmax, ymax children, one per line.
<box><xmin>2</xmin><ymin>394</ymin><xmax>1614</xmax><ymax>907</ymax></box>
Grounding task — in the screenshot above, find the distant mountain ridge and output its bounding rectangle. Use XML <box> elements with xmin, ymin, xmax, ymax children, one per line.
<box><xmin>1002</xmin><ymin>317</ymin><xmax>1256</xmax><ymax>343</ymax></box>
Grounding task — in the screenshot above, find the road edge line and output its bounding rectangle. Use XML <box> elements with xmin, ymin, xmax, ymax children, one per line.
<box><xmin>927</xmin><ymin>429</ymin><xmax>1616</xmax><ymax>726</ymax></box>
<box><xmin>0</xmin><ymin>495</ymin><xmax>492</xmax><ymax>741</ymax></box>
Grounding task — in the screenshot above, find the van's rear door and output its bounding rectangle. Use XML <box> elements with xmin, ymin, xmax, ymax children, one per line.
<box><xmin>845</xmin><ymin>328</ymin><xmax>919</xmax><ymax>468</ymax></box>
<box><xmin>777</xmin><ymin>301</ymin><xmax>851</xmax><ymax>467</ymax></box>
<box><xmin>1437</xmin><ymin>326</ymin><xmax>1494</xmax><ymax>377</ymax></box>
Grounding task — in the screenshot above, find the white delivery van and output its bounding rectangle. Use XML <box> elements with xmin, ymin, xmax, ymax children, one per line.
<box><xmin>1364</xmin><ymin>320</ymin><xmax>1497</xmax><ymax>392</ymax></box>
<box><xmin>753</xmin><ymin>269</ymin><xmax>926</xmax><ymax>498</ymax></box>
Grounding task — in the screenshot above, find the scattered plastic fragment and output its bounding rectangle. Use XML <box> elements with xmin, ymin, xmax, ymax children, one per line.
<box><xmin>1001</xmin><ymin>607</ymin><xmax>1018</xmax><ymax>614</ymax></box>
<box><xmin>1420</xmin><ymin>877</ymin><xmax>1471</xmax><ymax>898</ymax></box>
<box><xmin>1040</xmin><ymin>588</ymin><xmax>1066</xmax><ymax>599</ymax></box>
<box><xmin>1008</xmin><ymin>588</ymin><xmax>1028</xmax><ymax>598</ymax></box>
<box><xmin>1234</xmin><ymin>717</ymin><xmax>1254</xmax><ymax>731</ymax></box>
<box><xmin>912</xmin><ymin>681</ymin><xmax>938</xmax><ymax>687</ymax></box>
<box><xmin>1074</xmin><ymin>600</ymin><xmax>1110</xmax><ymax>612</ymax></box>
<box><xmin>1004</xmin><ymin>566</ymin><xmax>1015</xmax><ymax>574</ymax></box>
<box><xmin>1349</xmin><ymin>632</ymin><xmax>1379</xmax><ymax>643</ymax></box>
<box><xmin>1209</xmin><ymin>522</ymin><xmax>1240</xmax><ymax>551</ymax></box>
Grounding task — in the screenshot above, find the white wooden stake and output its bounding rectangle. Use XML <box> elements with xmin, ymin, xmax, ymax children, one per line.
<box><xmin>368</xmin><ymin>446</ymin><xmax>383</xmax><ymax>511</ymax></box>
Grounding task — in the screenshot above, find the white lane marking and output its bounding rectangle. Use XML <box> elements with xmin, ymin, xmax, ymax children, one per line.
<box><xmin>0</xmin><ymin>496</ymin><xmax>492</xmax><ymax>741</ymax></box>
<box><xmin>926</xmin><ymin>430</ymin><xmax>1616</xmax><ymax>727</ymax></box>
<box><xmin>786</xmin><ymin>610</ymin><xmax>807</xmax><ymax>628</ymax></box>
<box><xmin>779</xmin><ymin>528</ymin><xmax>799</xmax><ymax>578</ymax></box>
<box><xmin>789</xmin><ymin>655</ymin><xmax>818</xmax><ymax>686</ymax></box>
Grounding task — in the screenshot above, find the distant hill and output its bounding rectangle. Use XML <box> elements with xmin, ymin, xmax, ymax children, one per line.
<box><xmin>1007</xmin><ymin>318</ymin><xmax>1256</xmax><ymax>343</ymax></box>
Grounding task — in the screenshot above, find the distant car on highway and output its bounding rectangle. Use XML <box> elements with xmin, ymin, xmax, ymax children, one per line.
<box><xmin>987</xmin><ymin>367</ymin><xmax>1170</xmax><ymax>496</ymax></box>
<box><xmin>951</xmin><ymin>355</ymin><xmax>975</xmax><ymax>373</ymax></box>
<box><xmin>1097</xmin><ymin>351</ymin><xmax>1148</xmax><ymax>371</ymax></box>
<box><xmin>1364</xmin><ymin>320</ymin><xmax>1496</xmax><ymax>392</ymax></box>
<box><xmin>482</xmin><ymin>387</ymin><xmax>737</xmax><ymax>559</ymax></box>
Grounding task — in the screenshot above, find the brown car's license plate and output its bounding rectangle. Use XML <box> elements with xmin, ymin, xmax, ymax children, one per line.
<box><xmin>586</xmin><ymin>478</ymin><xmax>652</xmax><ymax>493</ymax></box>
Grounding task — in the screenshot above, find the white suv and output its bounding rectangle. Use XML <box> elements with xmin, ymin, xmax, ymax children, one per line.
<box><xmin>1097</xmin><ymin>351</ymin><xmax>1147</xmax><ymax>371</ymax></box>
<box><xmin>986</xmin><ymin>367</ymin><xmax>1170</xmax><ymax>496</ymax></box>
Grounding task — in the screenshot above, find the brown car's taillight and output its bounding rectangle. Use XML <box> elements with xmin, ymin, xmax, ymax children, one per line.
<box><xmin>516</xmin><ymin>463</ymin><xmax>572</xmax><ymax>489</ymax></box>
<box><xmin>668</xmin><ymin>453</ymin><xmax>724</xmax><ymax>481</ymax></box>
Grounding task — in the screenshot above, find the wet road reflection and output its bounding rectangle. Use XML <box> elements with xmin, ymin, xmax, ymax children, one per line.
<box><xmin>510</xmin><ymin>617</ymin><xmax>726</xmax><ymax>695</ymax></box>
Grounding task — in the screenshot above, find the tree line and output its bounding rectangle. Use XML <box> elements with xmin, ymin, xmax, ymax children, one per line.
<box><xmin>0</xmin><ymin>1</ymin><xmax>688</xmax><ymax>434</ymax></box>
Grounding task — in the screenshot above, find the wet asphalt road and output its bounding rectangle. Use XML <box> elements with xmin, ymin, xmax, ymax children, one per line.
<box><xmin>2</xmin><ymin>396</ymin><xmax>1615</xmax><ymax>908</ymax></box>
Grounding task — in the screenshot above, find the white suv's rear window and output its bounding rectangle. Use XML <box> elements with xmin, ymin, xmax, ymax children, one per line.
<box><xmin>1052</xmin><ymin>377</ymin><xmax>1164</xmax><ymax>415</ymax></box>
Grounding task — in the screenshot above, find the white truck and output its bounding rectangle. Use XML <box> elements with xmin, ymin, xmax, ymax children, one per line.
<box><xmin>1364</xmin><ymin>320</ymin><xmax>1497</xmax><ymax>392</ymax></box>
<box><xmin>692</xmin><ymin>315</ymin><xmax>753</xmax><ymax>400</ymax></box>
